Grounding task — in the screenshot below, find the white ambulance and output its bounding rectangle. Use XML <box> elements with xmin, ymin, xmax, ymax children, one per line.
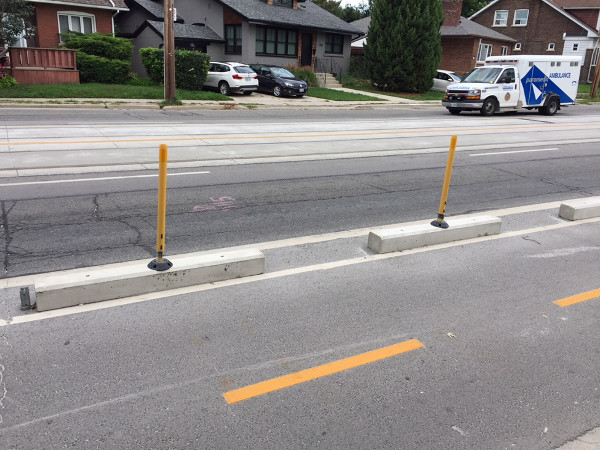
<box><xmin>442</xmin><ymin>55</ymin><xmax>582</xmax><ymax>116</ymax></box>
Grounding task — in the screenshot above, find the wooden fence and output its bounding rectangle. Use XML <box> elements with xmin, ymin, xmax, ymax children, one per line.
<box><xmin>8</xmin><ymin>47</ymin><xmax>80</xmax><ymax>85</ymax></box>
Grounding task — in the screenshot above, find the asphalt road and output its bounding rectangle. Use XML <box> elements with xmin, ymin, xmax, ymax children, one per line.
<box><xmin>0</xmin><ymin>106</ymin><xmax>599</xmax><ymax>449</ymax></box>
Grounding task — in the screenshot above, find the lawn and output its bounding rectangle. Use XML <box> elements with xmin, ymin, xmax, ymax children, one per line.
<box><xmin>340</xmin><ymin>81</ymin><xmax>445</xmax><ymax>101</ymax></box>
<box><xmin>306</xmin><ymin>87</ymin><xmax>385</xmax><ymax>101</ymax></box>
<box><xmin>0</xmin><ymin>83</ymin><xmax>230</xmax><ymax>101</ymax></box>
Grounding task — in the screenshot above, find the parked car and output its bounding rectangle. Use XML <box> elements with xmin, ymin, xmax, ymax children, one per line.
<box><xmin>249</xmin><ymin>64</ymin><xmax>308</xmax><ymax>97</ymax></box>
<box><xmin>203</xmin><ymin>62</ymin><xmax>258</xmax><ymax>95</ymax></box>
<box><xmin>432</xmin><ymin>70</ymin><xmax>462</xmax><ymax>92</ymax></box>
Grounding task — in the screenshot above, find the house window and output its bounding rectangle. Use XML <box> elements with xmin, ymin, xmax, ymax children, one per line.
<box><xmin>58</xmin><ymin>12</ymin><xmax>96</xmax><ymax>39</ymax></box>
<box><xmin>325</xmin><ymin>33</ymin><xmax>344</xmax><ymax>55</ymax></box>
<box><xmin>501</xmin><ymin>46</ymin><xmax>508</xmax><ymax>55</ymax></box>
<box><xmin>493</xmin><ymin>10</ymin><xmax>508</xmax><ymax>26</ymax></box>
<box><xmin>573</xmin><ymin>43</ymin><xmax>579</xmax><ymax>51</ymax></box>
<box><xmin>514</xmin><ymin>42</ymin><xmax>522</xmax><ymax>51</ymax></box>
<box><xmin>477</xmin><ymin>43</ymin><xmax>493</xmax><ymax>62</ymax></box>
<box><xmin>513</xmin><ymin>9</ymin><xmax>529</xmax><ymax>26</ymax></box>
<box><xmin>256</xmin><ymin>26</ymin><xmax>297</xmax><ymax>57</ymax></box>
<box><xmin>274</xmin><ymin>0</ymin><xmax>293</xmax><ymax>7</ymax></box>
<box><xmin>547</xmin><ymin>43</ymin><xmax>555</xmax><ymax>51</ymax></box>
<box><xmin>225</xmin><ymin>25</ymin><xmax>242</xmax><ymax>54</ymax></box>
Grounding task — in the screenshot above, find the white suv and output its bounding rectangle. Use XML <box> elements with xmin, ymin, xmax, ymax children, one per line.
<box><xmin>203</xmin><ymin>62</ymin><xmax>258</xmax><ymax>95</ymax></box>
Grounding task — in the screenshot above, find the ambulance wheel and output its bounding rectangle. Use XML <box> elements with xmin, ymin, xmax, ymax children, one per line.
<box><xmin>448</xmin><ymin>108</ymin><xmax>461</xmax><ymax>115</ymax></box>
<box><xmin>541</xmin><ymin>98</ymin><xmax>559</xmax><ymax>116</ymax></box>
<box><xmin>480</xmin><ymin>98</ymin><xmax>497</xmax><ymax>116</ymax></box>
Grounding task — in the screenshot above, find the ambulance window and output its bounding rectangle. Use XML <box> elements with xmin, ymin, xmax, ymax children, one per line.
<box><xmin>499</xmin><ymin>69</ymin><xmax>515</xmax><ymax>83</ymax></box>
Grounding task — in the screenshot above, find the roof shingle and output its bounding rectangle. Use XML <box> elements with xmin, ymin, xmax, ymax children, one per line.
<box><xmin>146</xmin><ymin>20</ymin><xmax>224</xmax><ymax>41</ymax></box>
<box><xmin>216</xmin><ymin>0</ymin><xmax>362</xmax><ymax>35</ymax></box>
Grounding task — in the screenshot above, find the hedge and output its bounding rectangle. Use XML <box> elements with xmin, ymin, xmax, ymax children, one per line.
<box><xmin>76</xmin><ymin>52</ymin><xmax>130</xmax><ymax>84</ymax></box>
<box><xmin>63</xmin><ymin>33</ymin><xmax>133</xmax><ymax>62</ymax></box>
<box><xmin>140</xmin><ymin>48</ymin><xmax>210</xmax><ymax>91</ymax></box>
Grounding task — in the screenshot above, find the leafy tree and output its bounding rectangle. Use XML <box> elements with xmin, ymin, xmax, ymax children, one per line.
<box><xmin>311</xmin><ymin>0</ymin><xmax>342</xmax><ymax>16</ymax></box>
<box><xmin>364</xmin><ymin>0</ymin><xmax>443</xmax><ymax>93</ymax></box>
<box><xmin>0</xmin><ymin>0</ymin><xmax>36</xmax><ymax>47</ymax></box>
<box><xmin>462</xmin><ymin>0</ymin><xmax>491</xmax><ymax>17</ymax></box>
<box><xmin>340</xmin><ymin>2</ymin><xmax>371</xmax><ymax>22</ymax></box>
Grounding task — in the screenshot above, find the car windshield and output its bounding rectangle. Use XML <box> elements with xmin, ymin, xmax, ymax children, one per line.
<box><xmin>234</xmin><ymin>66</ymin><xmax>254</xmax><ymax>74</ymax></box>
<box><xmin>270</xmin><ymin>67</ymin><xmax>295</xmax><ymax>78</ymax></box>
<box><xmin>462</xmin><ymin>67</ymin><xmax>502</xmax><ymax>83</ymax></box>
<box><xmin>450</xmin><ymin>72</ymin><xmax>461</xmax><ymax>81</ymax></box>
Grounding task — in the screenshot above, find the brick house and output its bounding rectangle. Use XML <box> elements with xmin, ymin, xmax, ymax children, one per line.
<box><xmin>441</xmin><ymin>0</ymin><xmax>515</xmax><ymax>76</ymax></box>
<box><xmin>470</xmin><ymin>0</ymin><xmax>600</xmax><ymax>82</ymax></box>
<box><xmin>350</xmin><ymin>0</ymin><xmax>514</xmax><ymax>77</ymax></box>
<box><xmin>117</xmin><ymin>0</ymin><xmax>362</xmax><ymax>78</ymax></box>
<box><xmin>22</xmin><ymin>0</ymin><xmax>128</xmax><ymax>49</ymax></box>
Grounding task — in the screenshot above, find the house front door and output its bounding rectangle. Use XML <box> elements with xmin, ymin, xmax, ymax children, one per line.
<box><xmin>301</xmin><ymin>33</ymin><xmax>312</xmax><ymax>67</ymax></box>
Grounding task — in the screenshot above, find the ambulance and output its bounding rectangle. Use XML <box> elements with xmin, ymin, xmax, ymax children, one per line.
<box><xmin>442</xmin><ymin>55</ymin><xmax>582</xmax><ymax>116</ymax></box>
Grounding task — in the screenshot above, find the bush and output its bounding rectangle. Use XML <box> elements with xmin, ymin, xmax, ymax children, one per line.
<box><xmin>0</xmin><ymin>75</ymin><xmax>18</xmax><ymax>88</ymax></box>
<box><xmin>63</xmin><ymin>33</ymin><xmax>133</xmax><ymax>61</ymax></box>
<box><xmin>139</xmin><ymin>48</ymin><xmax>210</xmax><ymax>90</ymax></box>
<box><xmin>76</xmin><ymin>51</ymin><xmax>130</xmax><ymax>84</ymax></box>
<box><xmin>125</xmin><ymin>72</ymin><xmax>157</xmax><ymax>86</ymax></box>
<box><xmin>341</xmin><ymin>74</ymin><xmax>371</xmax><ymax>89</ymax></box>
<box><xmin>349</xmin><ymin>55</ymin><xmax>368</xmax><ymax>78</ymax></box>
<box><xmin>284</xmin><ymin>65</ymin><xmax>319</xmax><ymax>87</ymax></box>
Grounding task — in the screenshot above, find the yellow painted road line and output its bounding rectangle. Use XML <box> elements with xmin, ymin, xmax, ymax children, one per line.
<box><xmin>0</xmin><ymin>122</ymin><xmax>598</xmax><ymax>147</ymax></box>
<box><xmin>553</xmin><ymin>288</ymin><xmax>600</xmax><ymax>307</ymax></box>
<box><xmin>223</xmin><ymin>339</ymin><xmax>424</xmax><ymax>404</ymax></box>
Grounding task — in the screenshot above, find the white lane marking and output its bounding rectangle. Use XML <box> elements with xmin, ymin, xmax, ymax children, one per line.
<box><xmin>470</xmin><ymin>148</ymin><xmax>559</xmax><ymax>157</ymax></box>
<box><xmin>527</xmin><ymin>246</ymin><xmax>600</xmax><ymax>258</ymax></box>
<box><xmin>2</xmin><ymin>215</ymin><xmax>599</xmax><ymax>327</ymax></box>
<box><xmin>0</xmin><ymin>171</ymin><xmax>210</xmax><ymax>187</ymax></box>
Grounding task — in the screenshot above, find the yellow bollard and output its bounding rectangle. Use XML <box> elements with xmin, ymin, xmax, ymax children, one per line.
<box><xmin>148</xmin><ymin>144</ymin><xmax>173</xmax><ymax>271</ymax></box>
<box><xmin>431</xmin><ymin>135</ymin><xmax>458</xmax><ymax>229</ymax></box>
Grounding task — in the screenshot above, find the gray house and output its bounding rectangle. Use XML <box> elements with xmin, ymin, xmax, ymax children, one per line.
<box><xmin>117</xmin><ymin>0</ymin><xmax>362</xmax><ymax>78</ymax></box>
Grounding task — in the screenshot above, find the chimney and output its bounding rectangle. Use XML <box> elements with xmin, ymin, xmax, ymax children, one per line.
<box><xmin>442</xmin><ymin>0</ymin><xmax>462</xmax><ymax>27</ymax></box>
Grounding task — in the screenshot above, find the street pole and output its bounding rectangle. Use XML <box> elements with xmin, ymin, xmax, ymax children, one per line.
<box><xmin>148</xmin><ymin>144</ymin><xmax>173</xmax><ymax>271</ymax></box>
<box><xmin>163</xmin><ymin>0</ymin><xmax>176</xmax><ymax>102</ymax></box>
<box><xmin>431</xmin><ymin>135</ymin><xmax>458</xmax><ymax>229</ymax></box>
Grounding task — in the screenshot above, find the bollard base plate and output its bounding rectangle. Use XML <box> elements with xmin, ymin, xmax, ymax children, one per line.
<box><xmin>148</xmin><ymin>258</ymin><xmax>173</xmax><ymax>271</ymax></box>
<box><xmin>430</xmin><ymin>219</ymin><xmax>449</xmax><ymax>229</ymax></box>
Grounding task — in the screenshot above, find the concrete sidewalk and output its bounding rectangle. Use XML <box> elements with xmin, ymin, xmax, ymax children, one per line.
<box><xmin>0</xmin><ymin>86</ymin><xmax>440</xmax><ymax>110</ymax></box>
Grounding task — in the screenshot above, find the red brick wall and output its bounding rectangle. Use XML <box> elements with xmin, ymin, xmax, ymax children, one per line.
<box><xmin>471</xmin><ymin>0</ymin><xmax>585</xmax><ymax>55</ymax></box>
<box><xmin>567</xmin><ymin>9</ymin><xmax>599</xmax><ymax>31</ymax></box>
<box><xmin>35</xmin><ymin>3</ymin><xmax>113</xmax><ymax>48</ymax></box>
<box><xmin>441</xmin><ymin>37</ymin><xmax>512</xmax><ymax>76</ymax></box>
<box><xmin>442</xmin><ymin>0</ymin><xmax>463</xmax><ymax>27</ymax></box>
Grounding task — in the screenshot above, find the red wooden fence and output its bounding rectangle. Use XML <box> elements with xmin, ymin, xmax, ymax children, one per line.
<box><xmin>8</xmin><ymin>47</ymin><xmax>80</xmax><ymax>85</ymax></box>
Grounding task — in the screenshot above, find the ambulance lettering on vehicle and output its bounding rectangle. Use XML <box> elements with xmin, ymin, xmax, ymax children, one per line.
<box><xmin>441</xmin><ymin>55</ymin><xmax>581</xmax><ymax>116</ymax></box>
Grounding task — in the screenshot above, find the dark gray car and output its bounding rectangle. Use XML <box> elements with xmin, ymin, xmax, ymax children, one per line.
<box><xmin>250</xmin><ymin>64</ymin><xmax>308</xmax><ymax>97</ymax></box>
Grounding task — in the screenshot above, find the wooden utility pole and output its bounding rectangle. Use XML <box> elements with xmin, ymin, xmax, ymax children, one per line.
<box><xmin>590</xmin><ymin>56</ymin><xmax>600</xmax><ymax>99</ymax></box>
<box><xmin>163</xmin><ymin>0</ymin><xmax>176</xmax><ymax>102</ymax></box>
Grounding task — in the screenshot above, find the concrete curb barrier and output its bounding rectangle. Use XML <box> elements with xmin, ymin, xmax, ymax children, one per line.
<box><xmin>558</xmin><ymin>196</ymin><xmax>600</xmax><ymax>221</ymax></box>
<box><xmin>35</xmin><ymin>249</ymin><xmax>265</xmax><ymax>312</ymax></box>
<box><xmin>368</xmin><ymin>216</ymin><xmax>502</xmax><ymax>254</ymax></box>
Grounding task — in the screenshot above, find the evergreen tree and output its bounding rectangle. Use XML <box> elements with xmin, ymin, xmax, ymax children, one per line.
<box><xmin>0</xmin><ymin>0</ymin><xmax>36</xmax><ymax>47</ymax></box>
<box><xmin>364</xmin><ymin>0</ymin><xmax>443</xmax><ymax>93</ymax></box>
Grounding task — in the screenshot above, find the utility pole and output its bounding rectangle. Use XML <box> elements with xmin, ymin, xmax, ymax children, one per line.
<box><xmin>163</xmin><ymin>0</ymin><xmax>176</xmax><ymax>102</ymax></box>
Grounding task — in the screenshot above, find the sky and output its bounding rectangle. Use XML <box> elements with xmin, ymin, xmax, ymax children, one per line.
<box><xmin>340</xmin><ymin>0</ymin><xmax>368</xmax><ymax>6</ymax></box>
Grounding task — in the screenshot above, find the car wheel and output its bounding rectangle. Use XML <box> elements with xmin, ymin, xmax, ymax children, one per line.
<box><xmin>219</xmin><ymin>81</ymin><xmax>231</xmax><ymax>96</ymax></box>
<box><xmin>480</xmin><ymin>98</ymin><xmax>496</xmax><ymax>116</ymax></box>
<box><xmin>448</xmin><ymin>108</ymin><xmax>461</xmax><ymax>115</ymax></box>
<box><xmin>541</xmin><ymin>98</ymin><xmax>559</xmax><ymax>116</ymax></box>
<box><xmin>243</xmin><ymin>91</ymin><xmax>253</xmax><ymax>96</ymax></box>
<box><xmin>273</xmin><ymin>85</ymin><xmax>282</xmax><ymax>97</ymax></box>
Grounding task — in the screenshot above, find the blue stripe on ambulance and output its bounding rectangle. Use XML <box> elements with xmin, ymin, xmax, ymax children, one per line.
<box><xmin>521</xmin><ymin>65</ymin><xmax>574</xmax><ymax>105</ymax></box>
